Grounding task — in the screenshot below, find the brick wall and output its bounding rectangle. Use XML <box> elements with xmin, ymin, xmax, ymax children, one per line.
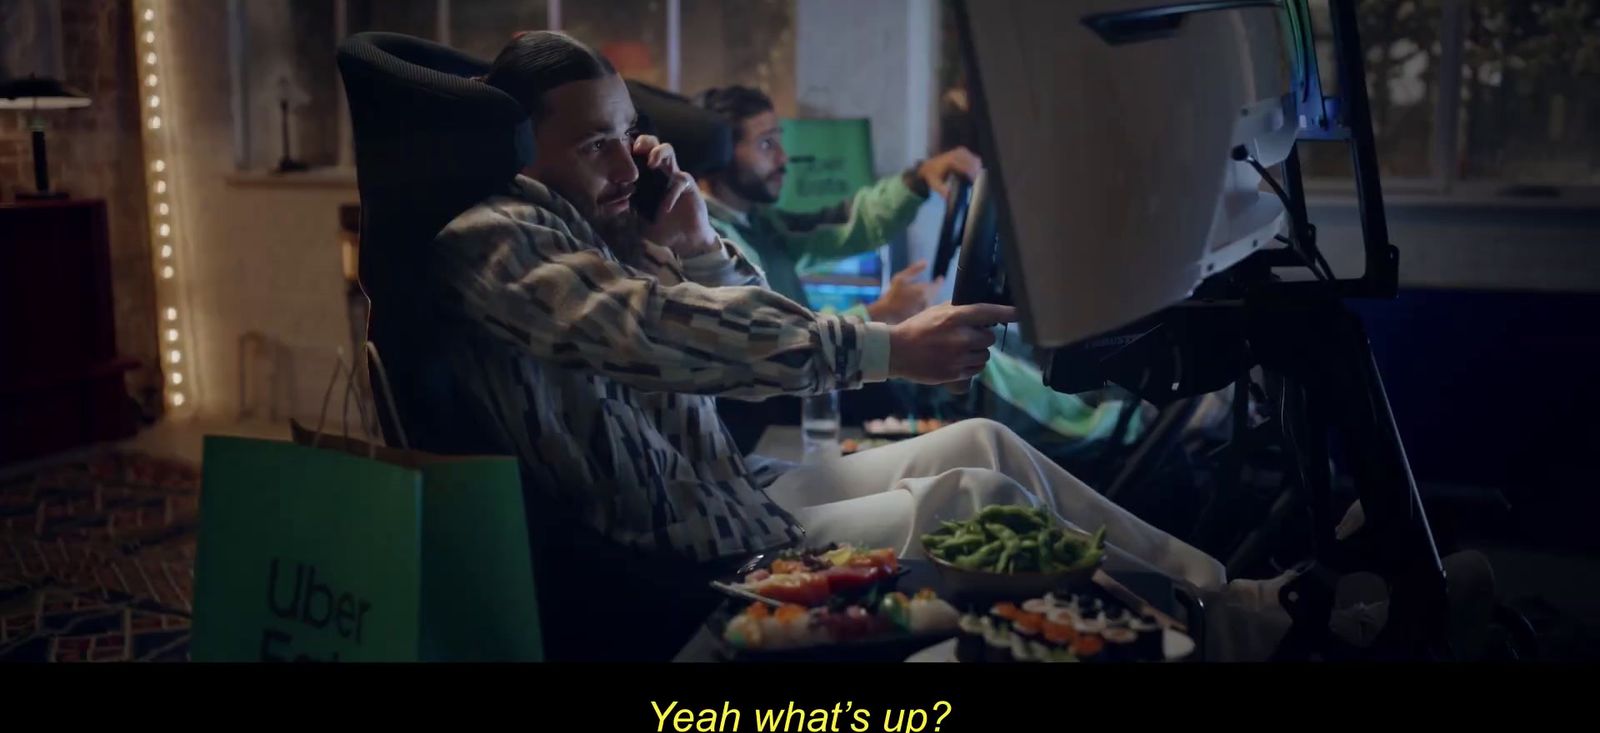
<box><xmin>1</xmin><ymin>0</ymin><xmax>161</xmax><ymax>417</ymax></box>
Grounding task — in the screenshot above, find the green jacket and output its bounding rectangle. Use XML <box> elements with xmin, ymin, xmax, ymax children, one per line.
<box><xmin>704</xmin><ymin>172</ymin><xmax>928</xmax><ymax>321</ymax></box>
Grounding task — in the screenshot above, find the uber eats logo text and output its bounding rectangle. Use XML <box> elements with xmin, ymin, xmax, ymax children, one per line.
<box><xmin>261</xmin><ymin>557</ymin><xmax>372</xmax><ymax>661</ymax></box>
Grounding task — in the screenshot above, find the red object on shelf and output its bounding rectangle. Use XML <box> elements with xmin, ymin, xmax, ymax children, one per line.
<box><xmin>0</xmin><ymin>198</ymin><xmax>139</xmax><ymax>465</ymax></box>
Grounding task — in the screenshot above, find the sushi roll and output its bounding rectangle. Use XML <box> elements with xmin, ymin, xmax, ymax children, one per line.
<box><xmin>1027</xmin><ymin>639</ymin><xmax>1054</xmax><ymax>662</ymax></box>
<box><xmin>723</xmin><ymin>603</ymin><xmax>770</xmax><ymax>649</ymax></box>
<box><xmin>1010</xmin><ymin>612</ymin><xmax>1045</xmax><ymax>662</ymax></box>
<box><xmin>1041</xmin><ymin>620</ymin><xmax>1078</xmax><ymax>663</ymax></box>
<box><xmin>1021</xmin><ymin>598</ymin><xmax>1053</xmax><ymax>615</ymax></box>
<box><xmin>769</xmin><ymin>604</ymin><xmax>814</xmax><ymax>649</ymax></box>
<box><xmin>1130</xmin><ymin>616</ymin><xmax>1164</xmax><ymax>660</ymax></box>
<box><xmin>956</xmin><ymin>614</ymin><xmax>987</xmax><ymax>662</ymax></box>
<box><xmin>1101</xmin><ymin>627</ymin><xmax>1139</xmax><ymax>662</ymax></box>
<box><xmin>982</xmin><ymin>617</ymin><xmax>1013</xmax><ymax>663</ymax></box>
<box><xmin>907</xmin><ymin>594</ymin><xmax>960</xmax><ymax>635</ymax></box>
<box><xmin>1045</xmin><ymin>606</ymin><xmax>1079</xmax><ymax>627</ymax></box>
<box><xmin>1009</xmin><ymin>632</ymin><xmax>1036</xmax><ymax>662</ymax></box>
<box><xmin>1070</xmin><ymin>633</ymin><xmax>1106</xmax><ymax>662</ymax></box>
<box><xmin>1073</xmin><ymin>612</ymin><xmax>1107</xmax><ymax>637</ymax></box>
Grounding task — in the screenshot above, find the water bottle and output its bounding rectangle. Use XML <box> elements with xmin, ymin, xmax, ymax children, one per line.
<box><xmin>801</xmin><ymin>390</ymin><xmax>841</xmax><ymax>464</ymax></box>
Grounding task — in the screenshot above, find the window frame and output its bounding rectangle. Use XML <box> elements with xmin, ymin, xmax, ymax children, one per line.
<box><xmin>1301</xmin><ymin>0</ymin><xmax>1600</xmax><ymax>208</ymax></box>
<box><xmin>228</xmin><ymin>0</ymin><xmax>686</xmax><ymax>174</ymax></box>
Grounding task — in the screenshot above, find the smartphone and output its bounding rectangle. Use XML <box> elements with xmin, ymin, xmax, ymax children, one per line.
<box><xmin>631</xmin><ymin>153</ymin><xmax>671</xmax><ymax>222</ymax></box>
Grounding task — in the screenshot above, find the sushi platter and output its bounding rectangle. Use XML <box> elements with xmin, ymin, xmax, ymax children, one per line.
<box><xmin>702</xmin><ymin>540</ymin><xmax>1196</xmax><ymax>663</ymax></box>
<box><xmin>707</xmin><ymin>544</ymin><xmax>962</xmax><ymax>662</ymax></box>
<box><xmin>905</xmin><ymin>596</ymin><xmax>1198</xmax><ymax>663</ymax></box>
<box><xmin>712</xmin><ymin>542</ymin><xmax>909</xmax><ymax>607</ymax></box>
<box><xmin>939</xmin><ymin>588</ymin><xmax>1196</xmax><ymax>662</ymax></box>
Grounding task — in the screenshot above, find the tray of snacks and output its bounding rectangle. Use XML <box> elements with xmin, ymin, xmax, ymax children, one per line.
<box><xmin>706</xmin><ymin>544</ymin><xmax>963</xmax><ymax>661</ymax></box>
<box><xmin>906</xmin><ymin>587</ymin><xmax>1196</xmax><ymax>663</ymax></box>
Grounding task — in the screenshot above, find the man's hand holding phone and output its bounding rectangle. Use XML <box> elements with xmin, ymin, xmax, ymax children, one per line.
<box><xmin>632</xmin><ymin>134</ymin><xmax>720</xmax><ymax>259</ymax></box>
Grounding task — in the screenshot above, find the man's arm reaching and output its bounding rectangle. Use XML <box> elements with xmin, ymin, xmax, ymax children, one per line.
<box><xmin>772</xmin><ymin>147</ymin><xmax>982</xmax><ymax>268</ymax></box>
<box><xmin>775</xmin><ymin>173</ymin><xmax>928</xmax><ymax>266</ymax></box>
<box><xmin>427</xmin><ymin>205</ymin><xmax>891</xmax><ymax>400</ymax></box>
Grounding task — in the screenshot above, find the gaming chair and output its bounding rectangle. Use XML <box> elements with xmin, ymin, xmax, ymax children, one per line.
<box><xmin>336</xmin><ymin>32</ymin><xmax>725</xmax><ymax>661</ymax></box>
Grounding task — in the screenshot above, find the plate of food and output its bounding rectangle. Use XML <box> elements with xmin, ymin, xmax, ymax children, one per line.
<box><xmin>906</xmin><ymin>588</ymin><xmax>1196</xmax><ymax>663</ymax></box>
<box><xmin>711</xmin><ymin>543</ymin><xmax>908</xmax><ymax>608</ymax></box>
<box><xmin>840</xmin><ymin>437</ymin><xmax>896</xmax><ymax>455</ymax></box>
<box><xmin>920</xmin><ymin>505</ymin><xmax>1107</xmax><ymax>602</ymax></box>
<box><xmin>863</xmin><ymin>416</ymin><xmax>952</xmax><ymax>439</ymax></box>
<box><xmin>712</xmin><ymin>586</ymin><xmax>964</xmax><ymax>662</ymax></box>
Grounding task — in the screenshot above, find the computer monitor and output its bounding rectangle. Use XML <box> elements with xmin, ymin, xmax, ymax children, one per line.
<box><xmin>955</xmin><ymin>0</ymin><xmax>1300</xmax><ymax>349</ymax></box>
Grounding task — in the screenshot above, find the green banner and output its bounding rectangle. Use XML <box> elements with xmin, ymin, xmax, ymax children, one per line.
<box><xmin>776</xmin><ymin>117</ymin><xmax>876</xmax><ymax>215</ymax></box>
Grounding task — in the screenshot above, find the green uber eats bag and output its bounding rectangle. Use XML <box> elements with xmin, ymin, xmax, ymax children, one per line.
<box><xmin>190</xmin><ymin>420</ymin><xmax>544</xmax><ymax>662</ymax></box>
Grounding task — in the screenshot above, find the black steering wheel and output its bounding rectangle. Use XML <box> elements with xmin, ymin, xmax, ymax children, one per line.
<box><xmin>934</xmin><ymin>169</ymin><xmax>1010</xmax><ymax>396</ymax></box>
<box><xmin>932</xmin><ymin>173</ymin><xmax>972</xmax><ymax>282</ymax></box>
<box><xmin>946</xmin><ymin>169</ymin><xmax>1008</xmax><ymax>306</ymax></box>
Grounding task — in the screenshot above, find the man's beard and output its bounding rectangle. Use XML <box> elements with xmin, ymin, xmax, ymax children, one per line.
<box><xmin>590</xmin><ymin>207</ymin><xmax>648</xmax><ymax>267</ymax></box>
<box><xmin>723</xmin><ymin>166</ymin><xmax>782</xmax><ymax>206</ymax></box>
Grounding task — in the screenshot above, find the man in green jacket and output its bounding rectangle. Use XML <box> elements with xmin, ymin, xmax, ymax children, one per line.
<box><xmin>694</xmin><ymin>85</ymin><xmax>972</xmax><ymax>325</ymax></box>
<box><xmin>695</xmin><ymin>85</ymin><xmax>1146</xmax><ymax>460</ymax></box>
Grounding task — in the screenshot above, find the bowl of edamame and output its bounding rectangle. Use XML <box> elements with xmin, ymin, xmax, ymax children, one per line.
<box><xmin>919</xmin><ymin>505</ymin><xmax>1107</xmax><ymax>601</ymax></box>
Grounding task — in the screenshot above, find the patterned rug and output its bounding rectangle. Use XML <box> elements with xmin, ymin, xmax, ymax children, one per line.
<box><xmin>0</xmin><ymin>451</ymin><xmax>199</xmax><ymax>662</ymax></box>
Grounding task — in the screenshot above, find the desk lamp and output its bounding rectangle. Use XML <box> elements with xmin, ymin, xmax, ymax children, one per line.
<box><xmin>0</xmin><ymin>74</ymin><xmax>93</xmax><ymax>200</ymax></box>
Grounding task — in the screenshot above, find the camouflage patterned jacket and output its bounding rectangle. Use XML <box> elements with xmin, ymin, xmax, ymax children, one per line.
<box><xmin>424</xmin><ymin>175</ymin><xmax>891</xmax><ymax>563</ymax></box>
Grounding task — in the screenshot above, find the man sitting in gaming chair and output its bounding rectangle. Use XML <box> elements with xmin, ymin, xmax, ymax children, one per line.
<box><xmin>428</xmin><ymin>31</ymin><xmax>1292</xmax><ymax>660</ymax></box>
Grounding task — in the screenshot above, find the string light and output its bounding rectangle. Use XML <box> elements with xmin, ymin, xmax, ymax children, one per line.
<box><xmin>140</xmin><ymin>1</ymin><xmax>194</xmax><ymax>415</ymax></box>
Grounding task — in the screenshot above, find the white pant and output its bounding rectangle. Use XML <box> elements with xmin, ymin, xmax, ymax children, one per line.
<box><xmin>763</xmin><ymin>418</ymin><xmax>1293</xmax><ymax>660</ymax></box>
